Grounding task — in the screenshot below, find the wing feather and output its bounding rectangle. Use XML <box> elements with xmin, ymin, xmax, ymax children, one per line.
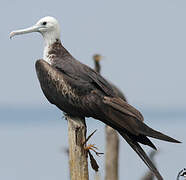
<box><xmin>53</xmin><ymin>57</ymin><xmax>116</xmax><ymax>97</ymax></box>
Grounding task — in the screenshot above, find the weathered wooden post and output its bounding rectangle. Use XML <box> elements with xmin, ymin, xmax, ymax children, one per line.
<box><xmin>66</xmin><ymin>115</ymin><xmax>89</xmax><ymax>180</ymax></box>
<box><xmin>105</xmin><ymin>126</ymin><xmax>119</xmax><ymax>180</ymax></box>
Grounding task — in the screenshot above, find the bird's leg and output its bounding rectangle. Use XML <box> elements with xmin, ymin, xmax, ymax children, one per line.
<box><xmin>83</xmin><ymin>130</ymin><xmax>103</xmax><ymax>172</ymax></box>
<box><xmin>83</xmin><ymin>129</ymin><xmax>97</xmax><ymax>145</ymax></box>
<box><xmin>83</xmin><ymin>130</ymin><xmax>103</xmax><ymax>156</ymax></box>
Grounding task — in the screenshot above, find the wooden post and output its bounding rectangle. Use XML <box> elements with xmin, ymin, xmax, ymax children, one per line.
<box><xmin>94</xmin><ymin>172</ymin><xmax>100</xmax><ymax>180</ymax></box>
<box><xmin>66</xmin><ymin>115</ymin><xmax>89</xmax><ymax>180</ymax></box>
<box><xmin>105</xmin><ymin>125</ymin><xmax>119</xmax><ymax>180</ymax></box>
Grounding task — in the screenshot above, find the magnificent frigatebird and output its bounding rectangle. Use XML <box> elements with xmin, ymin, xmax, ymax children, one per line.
<box><xmin>10</xmin><ymin>16</ymin><xmax>180</xmax><ymax>180</ymax></box>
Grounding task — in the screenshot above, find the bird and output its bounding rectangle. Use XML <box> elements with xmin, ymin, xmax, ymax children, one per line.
<box><xmin>93</xmin><ymin>54</ymin><xmax>102</xmax><ymax>73</ymax></box>
<box><xmin>10</xmin><ymin>16</ymin><xmax>181</xmax><ymax>180</ymax></box>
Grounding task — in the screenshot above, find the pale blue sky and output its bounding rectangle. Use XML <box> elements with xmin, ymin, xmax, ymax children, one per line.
<box><xmin>1</xmin><ymin>0</ymin><xmax>186</xmax><ymax>109</ymax></box>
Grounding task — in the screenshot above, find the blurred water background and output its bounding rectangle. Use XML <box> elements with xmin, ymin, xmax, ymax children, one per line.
<box><xmin>0</xmin><ymin>106</ymin><xmax>185</xmax><ymax>180</ymax></box>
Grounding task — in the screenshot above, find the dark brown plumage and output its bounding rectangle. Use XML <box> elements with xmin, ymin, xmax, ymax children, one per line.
<box><xmin>35</xmin><ymin>41</ymin><xmax>180</xmax><ymax>180</ymax></box>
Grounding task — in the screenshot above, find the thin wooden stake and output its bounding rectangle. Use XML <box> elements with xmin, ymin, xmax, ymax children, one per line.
<box><xmin>105</xmin><ymin>125</ymin><xmax>119</xmax><ymax>180</ymax></box>
<box><xmin>66</xmin><ymin>115</ymin><xmax>89</xmax><ymax>180</ymax></box>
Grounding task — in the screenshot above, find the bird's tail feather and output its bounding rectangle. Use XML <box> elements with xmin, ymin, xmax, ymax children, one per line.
<box><xmin>119</xmin><ymin>131</ymin><xmax>163</xmax><ymax>180</ymax></box>
<box><xmin>136</xmin><ymin>124</ymin><xmax>181</xmax><ymax>143</ymax></box>
<box><xmin>127</xmin><ymin>132</ymin><xmax>157</xmax><ymax>150</ymax></box>
<box><xmin>103</xmin><ymin>96</ymin><xmax>181</xmax><ymax>143</ymax></box>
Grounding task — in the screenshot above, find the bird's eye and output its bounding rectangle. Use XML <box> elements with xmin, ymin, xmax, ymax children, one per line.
<box><xmin>42</xmin><ymin>22</ymin><xmax>47</xmax><ymax>25</ymax></box>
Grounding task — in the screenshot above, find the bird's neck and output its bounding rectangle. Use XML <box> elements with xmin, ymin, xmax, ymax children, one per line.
<box><xmin>94</xmin><ymin>60</ymin><xmax>101</xmax><ymax>73</ymax></box>
<box><xmin>43</xmin><ymin>37</ymin><xmax>60</xmax><ymax>64</ymax></box>
<box><xmin>43</xmin><ymin>31</ymin><xmax>61</xmax><ymax>64</ymax></box>
<box><xmin>43</xmin><ymin>39</ymin><xmax>70</xmax><ymax>65</ymax></box>
<box><xmin>43</xmin><ymin>44</ymin><xmax>52</xmax><ymax>64</ymax></box>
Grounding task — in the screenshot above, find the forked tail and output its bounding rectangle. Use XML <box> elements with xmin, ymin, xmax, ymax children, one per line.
<box><xmin>119</xmin><ymin>131</ymin><xmax>163</xmax><ymax>180</ymax></box>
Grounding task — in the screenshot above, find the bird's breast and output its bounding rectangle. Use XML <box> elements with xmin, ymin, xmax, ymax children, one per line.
<box><xmin>43</xmin><ymin>45</ymin><xmax>57</xmax><ymax>65</ymax></box>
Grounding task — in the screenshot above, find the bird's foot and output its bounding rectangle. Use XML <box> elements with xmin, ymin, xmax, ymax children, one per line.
<box><xmin>83</xmin><ymin>130</ymin><xmax>103</xmax><ymax>156</ymax></box>
<box><xmin>84</xmin><ymin>144</ymin><xmax>97</xmax><ymax>151</ymax></box>
<box><xmin>84</xmin><ymin>144</ymin><xmax>103</xmax><ymax>156</ymax></box>
<box><xmin>83</xmin><ymin>130</ymin><xmax>103</xmax><ymax>172</ymax></box>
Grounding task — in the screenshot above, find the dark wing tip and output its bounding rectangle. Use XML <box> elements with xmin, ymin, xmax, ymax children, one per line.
<box><xmin>136</xmin><ymin>121</ymin><xmax>181</xmax><ymax>144</ymax></box>
<box><xmin>149</xmin><ymin>141</ymin><xmax>157</xmax><ymax>151</ymax></box>
<box><xmin>172</xmin><ymin>139</ymin><xmax>182</xmax><ymax>143</ymax></box>
<box><xmin>120</xmin><ymin>132</ymin><xmax>164</xmax><ymax>180</ymax></box>
<box><xmin>159</xmin><ymin>134</ymin><xmax>181</xmax><ymax>144</ymax></box>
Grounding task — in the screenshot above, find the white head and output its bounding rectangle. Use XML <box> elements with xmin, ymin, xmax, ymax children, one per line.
<box><xmin>10</xmin><ymin>16</ymin><xmax>61</xmax><ymax>46</ymax></box>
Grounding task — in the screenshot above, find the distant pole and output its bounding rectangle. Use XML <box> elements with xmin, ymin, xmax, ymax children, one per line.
<box><xmin>66</xmin><ymin>115</ymin><xmax>89</xmax><ymax>180</ymax></box>
<box><xmin>105</xmin><ymin>126</ymin><xmax>119</xmax><ymax>180</ymax></box>
<box><xmin>93</xmin><ymin>54</ymin><xmax>120</xmax><ymax>180</ymax></box>
<box><xmin>94</xmin><ymin>172</ymin><xmax>100</xmax><ymax>180</ymax></box>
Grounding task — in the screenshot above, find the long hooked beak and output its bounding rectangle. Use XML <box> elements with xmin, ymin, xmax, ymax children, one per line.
<box><xmin>10</xmin><ymin>25</ymin><xmax>40</xmax><ymax>39</ymax></box>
